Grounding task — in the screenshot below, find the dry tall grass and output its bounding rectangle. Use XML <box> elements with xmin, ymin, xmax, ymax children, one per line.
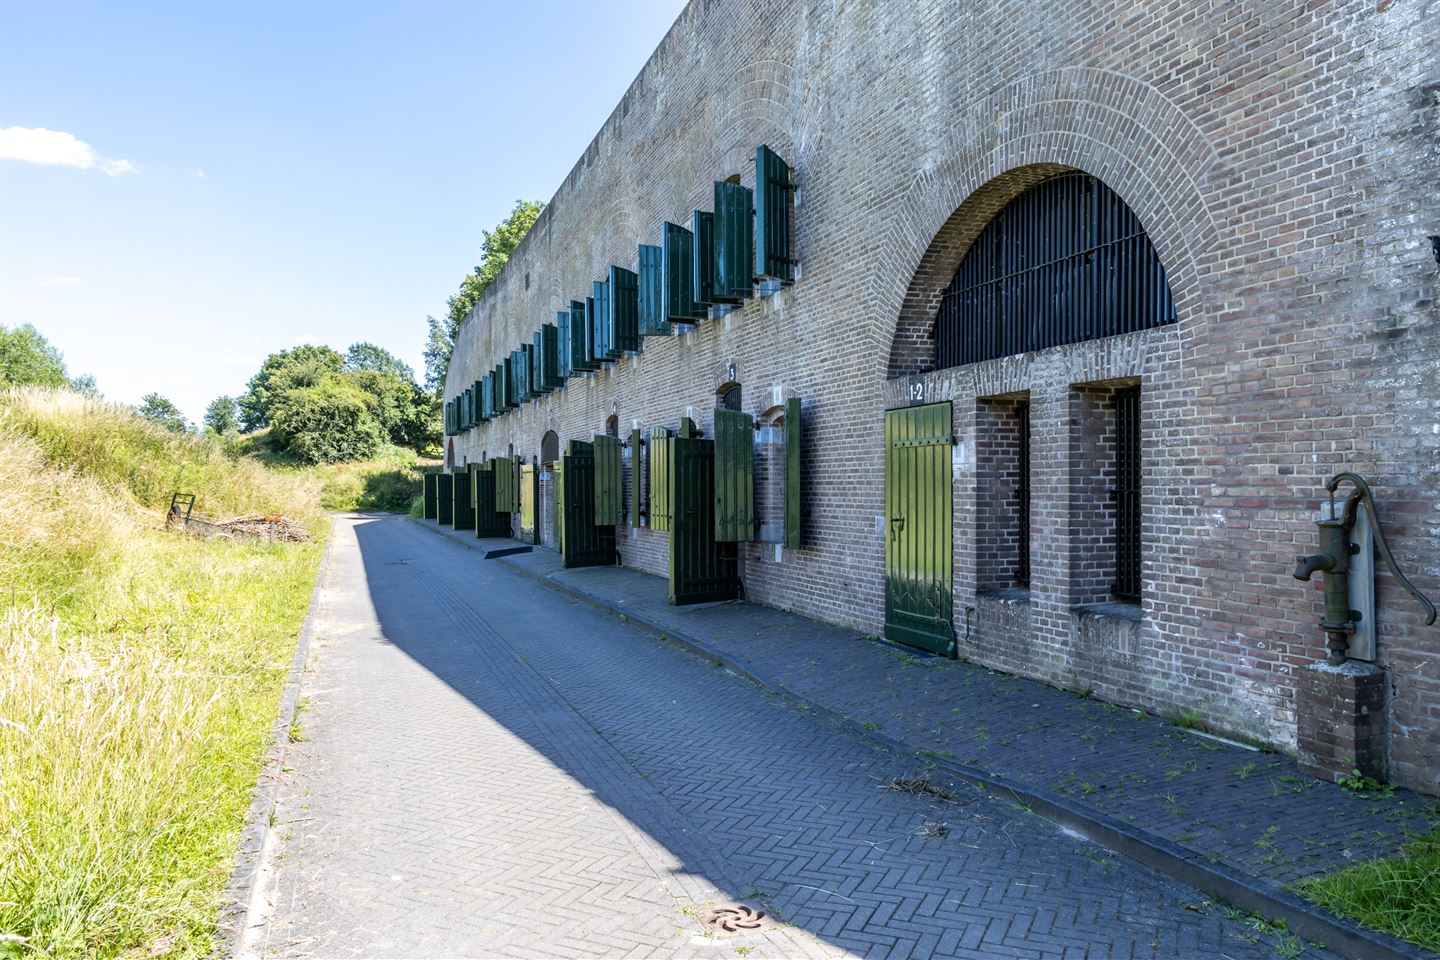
<box><xmin>0</xmin><ymin>388</ymin><xmax>324</xmax><ymax>958</ymax></box>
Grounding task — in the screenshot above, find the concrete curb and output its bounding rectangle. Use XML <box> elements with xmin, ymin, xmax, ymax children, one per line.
<box><xmin>217</xmin><ymin>535</ymin><xmax>332</xmax><ymax>957</ymax></box>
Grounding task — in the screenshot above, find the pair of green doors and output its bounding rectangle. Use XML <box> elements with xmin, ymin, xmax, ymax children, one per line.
<box><xmin>555</xmin><ymin>441</ymin><xmax>616</xmax><ymax>568</ymax></box>
<box><xmin>884</xmin><ymin>402</ymin><xmax>954</xmax><ymax>656</ymax></box>
<box><xmin>663</xmin><ymin>426</ymin><xmax>738</xmax><ymax>605</ymax></box>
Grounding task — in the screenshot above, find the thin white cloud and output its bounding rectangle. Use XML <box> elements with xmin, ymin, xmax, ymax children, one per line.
<box><xmin>35</xmin><ymin>274</ymin><xmax>82</xmax><ymax>287</ymax></box>
<box><xmin>189</xmin><ymin>168</ymin><xmax>207</xmax><ymax>178</ymax></box>
<box><xmin>0</xmin><ymin>126</ymin><xmax>136</xmax><ymax>175</ymax></box>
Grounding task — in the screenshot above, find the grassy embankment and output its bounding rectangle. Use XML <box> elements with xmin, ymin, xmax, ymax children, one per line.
<box><xmin>1299</xmin><ymin>826</ymin><xmax>1440</xmax><ymax>953</ymax></box>
<box><xmin>0</xmin><ymin>389</ymin><xmax>420</xmax><ymax>959</ymax></box>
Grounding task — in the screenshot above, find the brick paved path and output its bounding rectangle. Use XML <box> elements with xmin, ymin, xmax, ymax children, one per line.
<box><xmin>258</xmin><ymin>516</ymin><xmax>1330</xmax><ymax>958</ymax></box>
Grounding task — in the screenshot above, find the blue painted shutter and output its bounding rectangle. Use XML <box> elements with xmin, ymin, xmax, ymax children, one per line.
<box><xmin>638</xmin><ymin>244</ymin><xmax>671</xmax><ymax>337</ymax></box>
<box><xmin>556</xmin><ymin>312</ymin><xmax>572</xmax><ymax>380</ymax></box>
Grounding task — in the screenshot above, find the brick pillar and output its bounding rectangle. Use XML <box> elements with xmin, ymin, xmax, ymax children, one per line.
<box><xmin>1296</xmin><ymin>661</ymin><xmax>1388</xmax><ymax>783</ymax></box>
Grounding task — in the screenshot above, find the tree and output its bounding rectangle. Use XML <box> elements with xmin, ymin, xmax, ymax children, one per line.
<box><xmin>423</xmin><ymin>199</ymin><xmax>544</xmax><ymax>392</ymax></box>
<box><xmin>345</xmin><ymin>342</ymin><xmax>413</xmax><ymax>382</ymax></box>
<box><xmin>238</xmin><ymin>344</ymin><xmax>344</xmax><ymax>431</ymax></box>
<box><xmin>269</xmin><ymin>379</ymin><xmax>383</xmax><ymax>464</ymax></box>
<box><xmin>204</xmin><ymin>396</ymin><xmax>239</xmax><ymax>434</ymax></box>
<box><xmin>0</xmin><ymin>323</ymin><xmax>95</xmax><ymax>391</ymax></box>
<box><xmin>137</xmin><ymin>393</ymin><xmax>188</xmax><ymax>432</ymax></box>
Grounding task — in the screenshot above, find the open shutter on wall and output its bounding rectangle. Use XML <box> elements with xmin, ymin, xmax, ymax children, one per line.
<box><xmin>555</xmin><ymin>312</ymin><xmax>572</xmax><ymax>380</ymax></box>
<box><xmin>629</xmin><ymin>427</ymin><xmax>643</xmax><ymax>527</ymax></box>
<box><xmin>610</xmin><ymin>265</ymin><xmax>642</xmax><ymax>352</ymax></box>
<box><xmin>494</xmin><ymin>363</ymin><xmax>509</xmax><ymax>412</ymax></box>
<box><xmin>755</xmin><ymin>145</ymin><xmax>794</xmax><ymax>283</ymax></box>
<box><xmin>531</xmin><ymin>331</ymin><xmax>546</xmax><ymax>394</ymax></box>
<box><xmin>593</xmin><ymin>433</ymin><xmax>623</xmax><ymax>525</ymax></box>
<box><xmin>661</xmin><ymin>222</ymin><xmax>699</xmax><ymax>322</ymax></box>
<box><xmin>473</xmin><ymin>380</ymin><xmax>486</xmax><ymax>423</ymax></box>
<box><xmin>592</xmin><ymin>281</ymin><xmax>620</xmax><ymax>361</ymax></box>
<box><xmin>465</xmin><ymin>388</ymin><xmax>475</xmax><ymax>430</ymax></box>
<box><xmin>585</xmin><ymin>296</ymin><xmax>602</xmax><ymax>366</ymax></box>
<box><xmin>692</xmin><ymin>210</ymin><xmax>715</xmax><ymax>310</ymax></box>
<box><xmin>520</xmin><ymin>345</ymin><xmax>534</xmax><ymax>402</ymax></box>
<box><xmin>637</xmin><ymin>244</ymin><xmax>671</xmax><ymax>337</ymax></box>
<box><xmin>714</xmin><ymin>180</ymin><xmax>754</xmax><ymax>302</ymax></box>
<box><xmin>481</xmin><ymin>373</ymin><xmax>493</xmax><ymax>419</ymax></box>
<box><xmin>785</xmin><ymin>395</ymin><xmax>801</xmax><ymax>549</ymax></box>
<box><xmin>541</xmin><ymin>322</ymin><xmax>562</xmax><ymax>389</ymax></box>
<box><xmin>649</xmin><ymin>426</ymin><xmax>673</xmax><ymax>532</ymax></box>
<box><xmin>569</xmin><ymin>300</ymin><xmax>595</xmax><ymax>372</ymax></box>
<box><xmin>714</xmin><ymin>408</ymin><xmax>755</xmax><ymax>542</ymax></box>
<box><xmin>443</xmin><ymin>401</ymin><xmax>452</xmax><ymax>436</ymax></box>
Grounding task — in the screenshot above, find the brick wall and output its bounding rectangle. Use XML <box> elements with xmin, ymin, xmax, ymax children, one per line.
<box><xmin>443</xmin><ymin>0</ymin><xmax>1439</xmax><ymax>793</ymax></box>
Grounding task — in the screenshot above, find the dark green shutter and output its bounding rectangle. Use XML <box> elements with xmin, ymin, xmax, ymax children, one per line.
<box><xmin>541</xmin><ymin>322</ymin><xmax>561</xmax><ymax>389</ymax></box>
<box><xmin>611</xmin><ymin>265</ymin><xmax>641</xmax><ymax>351</ymax></box>
<box><xmin>569</xmin><ymin>300</ymin><xmax>594</xmax><ymax>372</ymax></box>
<box><xmin>649</xmin><ymin>426</ymin><xmax>673</xmax><ymax>531</ymax></box>
<box><xmin>714</xmin><ymin>180</ymin><xmax>754</xmax><ymax>302</ymax></box>
<box><xmin>518</xmin><ymin>345</ymin><xmax>533</xmax><ymax>402</ymax></box>
<box><xmin>637</xmin><ymin>244</ymin><xmax>670</xmax><ymax>337</ymax></box>
<box><xmin>785</xmin><ymin>396</ymin><xmax>801</xmax><ymax>548</ymax></box>
<box><xmin>661</xmin><ymin>222</ymin><xmax>698</xmax><ymax>322</ymax></box>
<box><xmin>592</xmin><ymin>281</ymin><xmax>620</xmax><ymax>361</ymax></box>
<box><xmin>473</xmin><ymin>380</ymin><xmax>486</xmax><ymax>422</ymax></box>
<box><xmin>555</xmin><ymin>312</ymin><xmax>572</xmax><ymax>380</ymax></box>
<box><xmin>593</xmin><ymin>433</ymin><xmax>622</xmax><ymax>525</ymax></box>
<box><xmin>692</xmin><ymin>210</ymin><xmax>715</xmax><ymax>310</ymax></box>
<box><xmin>755</xmin><ymin>145</ymin><xmax>794</xmax><ymax>283</ymax></box>
<box><xmin>495</xmin><ymin>363</ymin><xmax>510</xmax><ymax>412</ymax></box>
<box><xmin>713</xmin><ymin>408</ymin><xmax>755</xmax><ymax>542</ymax></box>
<box><xmin>629</xmin><ymin>427</ymin><xmax>643</xmax><ymax>527</ymax></box>
<box><xmin>481</xmin><ymin>373</ymin><xmax>493</xmax><ymax>419</ymax></box>
<box><xmin>443</xmin><ymin>401</ymin><xmax>451</xmax><ymax>436</ymax></box>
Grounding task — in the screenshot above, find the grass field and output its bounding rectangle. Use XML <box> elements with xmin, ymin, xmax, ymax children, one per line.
<box><xmin>0</xmin><ymin>389</ymin><xmax>337</xmax><ymax>958</ymax></box>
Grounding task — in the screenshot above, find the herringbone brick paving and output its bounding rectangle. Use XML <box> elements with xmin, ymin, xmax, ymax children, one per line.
<box><xmin>260</xmin><ymin>516</ymin><xmax>1333</xmax><ymax>958</ymax></box>
<box><xmin>492</xmin><ymin>543</ymin><xmax>1438</xmax><ymax>890</ymax></box>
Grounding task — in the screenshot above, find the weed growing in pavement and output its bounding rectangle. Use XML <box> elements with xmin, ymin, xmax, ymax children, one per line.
<box><xmin>1235</xmin><ymin>761</ymin><xmax>1260</xmax><ymax>779</ymax></box>
<box><xmin>1338</xmin><ymin>769</ymin><xmax>1395</xmax><ymax>796</ymax></box>
<box><xmin>1168</xmin><ymin>709</ymin><xmax>1206</xmax><ymax>730</ymax></box>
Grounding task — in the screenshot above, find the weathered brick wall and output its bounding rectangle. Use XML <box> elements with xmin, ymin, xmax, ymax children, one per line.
<box><xmin>445</xmin><ymin>0</ymin><xmax>1439</xmax><ymax>792</ymax></box>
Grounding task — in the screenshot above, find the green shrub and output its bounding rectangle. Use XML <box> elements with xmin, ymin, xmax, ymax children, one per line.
<box><xmin>270</xmin><ymin>379</ymin><xmax>383</xmax><ymax>465</ymax></box>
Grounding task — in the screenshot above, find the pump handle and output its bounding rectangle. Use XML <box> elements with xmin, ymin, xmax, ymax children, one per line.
<box><xmin>1327</xmin><ymin>472</ymin><xmax>1437</xmax><ymax>626</ymax></box>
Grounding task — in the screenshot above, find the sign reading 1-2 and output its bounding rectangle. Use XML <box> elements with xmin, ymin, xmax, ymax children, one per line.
<box><xmin>909</xmin><ymin>380</ymin><xmax>925</xmax><ymax>404</ymax></box>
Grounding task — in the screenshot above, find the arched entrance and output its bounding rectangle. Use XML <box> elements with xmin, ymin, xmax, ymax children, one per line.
<box><xmin>883</xmin><ymin>168</ymin><xmax>1177</xmax><ymax>656</ymax></box>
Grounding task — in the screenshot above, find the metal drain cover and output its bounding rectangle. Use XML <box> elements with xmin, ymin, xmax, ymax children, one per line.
<box><xmin>697</xmin><ymin>903</ymin><xmax>771</xmax><ymax>935</ymax></box>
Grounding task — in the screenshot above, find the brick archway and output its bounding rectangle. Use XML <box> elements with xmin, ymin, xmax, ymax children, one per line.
<box><xmin>878</xmin><ymin>68</ymin><xmax>1220</xmax><ymax>379</ymax></box>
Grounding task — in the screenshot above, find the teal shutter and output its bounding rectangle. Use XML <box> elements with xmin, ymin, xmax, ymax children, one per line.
<box><xmin>569</xmin><ymin>300</ymin><xmax>594</xmax><ymax>372</ymax></box>
<box><xmin>481</xmin><ymin>373</ymin><xmax>493</xmax><ymax>419</ymax></box>
<box><xmin>691</xmin><ymin>210</ymin><xmax>715</xmax><ymax>310</ymax></box>
<box><xmin>443</xmin><ymin>401</ymin><xmax>451</xmax><ymax>436</ymax></box>
<box><xmin>755</xmin><ymin>145</ymin><xmax>794</xmax><ymax>283</ymax></box>
<box><xmin>556</xmin><ymin>312</ymin><xmax>572</xmax><ymax>380</ymax></box>
<box><xmin>714</xmin><ymin>180</ymin><xmax>754</xmax><ymax>302</ymax></box>
<box><xmin>472</xmin><ymin>380</ymin><xmax>486</xmax><ymax>423</ymax></box>
<box><xmin>592</xmin><ymin>281</ymin><xmax>619</xmax><ymax>361</ymax></box>
<box><xmin>713</xmin><ymin>408</ymin><xmax>755</xmax><ymax>541</ymax></box>
<box><xmin>463</xmin><ymin>388</ymin><xmax>473</xmax><ymax>429</ymax></box>
<box><xmin>637</xmin><ymin>244</ymin><xmax>671</xmax><ymax>337</ymax></box>
<box><xmin>593</xmin><ymin>433</ymin><xmax>622</xmax><ymax>525</ymax></box>
<box><xmin>610</xmin><ymin>265</ymin><xmax>641</xmax><ymax>351</ymax></box>
<box><xmin>785</xmin><ymin>396</ymin><xmax>801</xmax><ymax>548</ymax></box>
<box><xmin>661</xmin><ymin>222</ymin><xmax>697</xmax><ymax>322</ymax></box>
<box><xmin>585</xmin><ymin>295</ymin><xmax>600</xmax><ymax>365</ymax></box>
<box><xmin>649</xmin><ymin>426</ymin><xmax>673</xmax><ymax>532</ymax></box>
<box><xmin>531</xmin><ymin>331</ymin><xmax>545</xmax><ymax>394</ymax></box>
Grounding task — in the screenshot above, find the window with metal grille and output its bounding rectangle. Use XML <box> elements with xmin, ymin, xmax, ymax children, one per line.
<box><xmin>1016</xmin><ymin>402</ymin><xmax>1030</xmax><ymax>587</ymax></box>
<box><xmin>1112</xmin><ymin>386</ymin><xmax>1141</xmax><ymax>602</ymax></box>
<box><xmin>935</xmin><ymin>173</ymin><xmax>1176</xmax><ymax>368</ymax></box>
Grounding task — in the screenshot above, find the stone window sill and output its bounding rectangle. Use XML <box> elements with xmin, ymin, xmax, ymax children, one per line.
<box><xmin>1072</xmin><ymin>600</ymin><xmax>1143</xmax><ymax>623</ymax></box>
<box><xmin>977</xmin><ymin>587</ymin><xmax>1031</xmax><ymax>605</ymax></box>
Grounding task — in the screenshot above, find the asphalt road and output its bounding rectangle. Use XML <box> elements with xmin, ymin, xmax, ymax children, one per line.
<box><xmin>254</xmin><ymin>515</ymin><xmax>1326</xmax><ymax>959</ymax></box>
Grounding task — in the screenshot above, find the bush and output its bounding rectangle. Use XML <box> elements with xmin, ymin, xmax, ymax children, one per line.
<box><xmin>270</xmin><ymin>379</ymin><xmax>383</xmax><ymax>465</ymax></box>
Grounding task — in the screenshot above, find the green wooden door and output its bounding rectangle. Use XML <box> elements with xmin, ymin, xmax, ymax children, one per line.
<box><xmin>593</xmin><ymin>434</ymin><xmax>623</xmax><ymax>526</ymax></box>
<box><xmin>452</xmin><ymin>467</ymin><xmax>475</xmax><ymax>531</ymax></box>
<box><xmin>884</xmin><ymin>403</ymin><xmax>954</xmax><ymax>656</ymax></box>
<box><xmin>436</xmin><ymin>473</ymin><xmax>453</xmax><ymax>525</ymax></box>
<box><xmin>473</xmin><ymin>463</ymin><xmax>511</xmax><ymax>538</ymax></box>
<box><xmin>519</xmin><ymin>463</ymin><xmax>539</xmax><ymax>544</ymax></box>
<box><xmin>557</xmin><ymin>441</ymin><xmax>616</xmax><ymax>568</ymax></box>
<box><xmin>422</xmin><ymin>473</ymin><xmax>438</xmax><ymax>520</ymax></box>
<box><xmin>669</xmin><ymin>426</ymin><xmax>739</xmax><ymax>605</ymax></box>
<box><xmin>714</xmin><ymin>408</ymin><xmax>755</xmax><ymax>542</ymax></box>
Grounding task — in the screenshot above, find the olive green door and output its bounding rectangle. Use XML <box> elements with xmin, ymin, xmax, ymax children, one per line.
<box><xmin>556</xmin><ymin>441</ymin><xmax>616</xmax><ymax>568</ymax></box>
<box><xmin>472</xmin><ymin>463</ymin><xmax>511</xmax><ymax>538</ymax></box>
<box><xmin>884</xmin><ymin>403</ymin><xmax>954</xmax><ymax>656</ymax></box>
<box><xmin>669</xmin><ymin>429</ymin><xmax>739</xmax><ymax>605</ymax></box>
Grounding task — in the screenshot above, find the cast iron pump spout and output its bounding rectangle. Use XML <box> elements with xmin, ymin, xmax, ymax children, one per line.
<box><xmin>1293</xmin><ymin>472</ymin><xmax>1437</xmax><ymax>665</ymax></box>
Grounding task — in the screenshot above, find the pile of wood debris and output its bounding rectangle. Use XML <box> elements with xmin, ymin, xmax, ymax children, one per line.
<box><xmin>212</xmin><ymin>514</ymin><xmax>313</xmax><ymax>543</ymax></box>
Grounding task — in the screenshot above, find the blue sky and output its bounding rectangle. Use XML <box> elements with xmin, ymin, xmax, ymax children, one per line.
<box><xmin>0</xmin><ymin>0</ymin><xmax>686</xmax><ymax>423</ymax></box>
